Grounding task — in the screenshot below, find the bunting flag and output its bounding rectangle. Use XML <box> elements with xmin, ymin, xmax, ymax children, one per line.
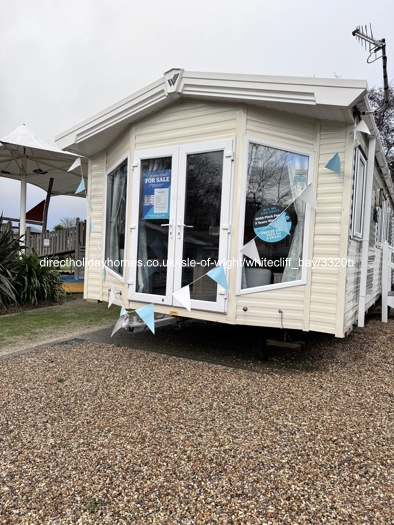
<box><xmin>68</xmin><ymin>157</ymin><xmax>82</xmax><ymax>172</ymax></box>
<box><xmin>173</xmin><ymin>285</ymin><xmax>191</xmax><ymax>311</ymax></box>
<box><xmin>120</xmin><ymin>306</ymin><xmax>126</xmax><ymax>317</ymax></box>
<box><xmin>297</xmin><ymin>183</ymin><xmax>318</xmax><ymax>210</ymax></box>
<box><xmin>90</xmin><ymin>218</ymin><xmax>94</xmax><ymax>237</ymax></box>
<box><xmin>354</xmin><ymin>119</ymin><xmax>371</xmax><ymax>135</ymax></box>
<box><xmin>108</xmin><ymin>286</ymin><xmax>116</xmax><ymax>308</ymax></box>
<box><xmin>270</xmin><ymin>212</ymin><xmax>291</xmax><ymax>235</ymax></box>
<box><xmin>240</xmin><ymin>239</ymin><xmax>261</xmax><ymax>265</ymax></box>
<box><xmin>325</xmin><ymin>153</ymin><xmax>341</xmax><ymax>175</ymax></box>
<box><xmin>111</xmin><ymin>314</ymin><xmax>128</xmax><ymax>337</ymax></box>
<box><xmin>136</xmin><ymin>304</ymin><xmax>155</xmax><ymax>334</ymax></box>
<box><xmin>103</xmin><ymin>266</ymin><xmax>107</xmax><ymax>283</ymax></box>
<box><xmin>207</xmin><ymin>265</ymin><xmax>229</xmax><ymax>291</ymax></box>
<box><xmin>74</xmin><ymin>177</ymin><xmax>85</xmax><ymax>194</ymax></box>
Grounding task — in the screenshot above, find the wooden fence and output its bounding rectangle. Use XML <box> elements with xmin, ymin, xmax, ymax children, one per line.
<box><xmin>0</xmin><ymin>218</ymin><xmax>86</xmax><ymax>279</ymax></box>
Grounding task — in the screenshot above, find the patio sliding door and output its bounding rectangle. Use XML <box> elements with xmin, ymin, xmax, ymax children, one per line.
<box><xmin>128</xmin><ymin>140</ymin><xmax>233</xmax><ymax>312</ymax></box>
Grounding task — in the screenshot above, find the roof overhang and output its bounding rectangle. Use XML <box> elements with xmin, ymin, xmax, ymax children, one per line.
<box><xmin>56</xmin><ymin>69</ymin><xmax>368</xmax><ymax>157</ymax></box>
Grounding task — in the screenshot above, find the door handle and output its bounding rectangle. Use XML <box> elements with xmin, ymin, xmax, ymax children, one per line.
<box><xmin>160</xmin><ymin>220</ymin><xmax>173</xmax><ymax>238</ymax></box>
<box><xmin>177</xmin><ymin>221</ymin><xmax>193</xmax><ymax>238</ymax></box>
<box><xmin>177</xmin><ymin>221</ymin><xmax>194</xmax><ymax>239</ymax></box>
<box><xmin>177</xmin><ymin>219</ymin><xmax>193</xmax><ymax>228</ymax></box>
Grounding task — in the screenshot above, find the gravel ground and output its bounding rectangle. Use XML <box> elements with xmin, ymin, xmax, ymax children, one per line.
<box><xmin>0</xmin><ymin>315</ymin><xmax>393</xmax><ymax>524</ymax></box>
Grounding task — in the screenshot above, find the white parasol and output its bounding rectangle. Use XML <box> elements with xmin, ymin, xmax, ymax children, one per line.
<box><xmin>0</xmin><ymin>124</ymin><xmax>85</xmax><ymax>236</ymax></box>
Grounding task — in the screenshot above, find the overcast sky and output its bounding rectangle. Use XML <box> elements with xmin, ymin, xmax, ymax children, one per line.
<box><xmin>1</xmin><ymin>0</ymin><xmax>393</xmax><ymax>230</ymax></box>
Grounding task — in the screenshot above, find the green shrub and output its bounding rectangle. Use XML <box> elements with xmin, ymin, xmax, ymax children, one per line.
<box><xmin>0</xmin><ymin>219</ymin><xmax>22</xmax><ymax>308</ymax></box>
<box><xmin>14</xmin><ymin>250</ymin><xmax>65</xmax><ymax>306</ymax></box>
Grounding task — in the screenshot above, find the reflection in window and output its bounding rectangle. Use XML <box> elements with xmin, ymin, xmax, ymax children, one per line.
<box><xmin>137</xmin><ymin>157</ymin><xmax>172</xmax><ymax>295</ymax></box>
<box><xmin>351</xmin><ymin>149</ymin><xmax>367</xmax><ymax>239</ymax></box>
<box><xmin>182</xmin><ymin>151</ymin><xmax>223</xmax><ymax>301</ymax></box>
<box><xmin>376</xmin><ymin>197</ymin><xmax>389</xmax><ymax>246</ymax></box>
<box><xmin>105</xmin><ymin>159</ymin><xmax>128</xmax><ymax>276</ymax></box>
<box><xmin>242</xmin><ymin>142</ymin><xmax>308</xmax><ymax>289</ymax></box>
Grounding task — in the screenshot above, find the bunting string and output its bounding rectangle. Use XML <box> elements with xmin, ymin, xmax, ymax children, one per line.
<box><xmin>87</xmin><ymin>175</ymin><xmax>319</xmax><ymax>334</ymax></box>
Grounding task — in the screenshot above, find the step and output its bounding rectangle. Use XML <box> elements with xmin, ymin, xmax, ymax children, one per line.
<box><xmin>387</xmin><ymin>292</ymin><xmax>394</xmax><ymax>309</ymax></box>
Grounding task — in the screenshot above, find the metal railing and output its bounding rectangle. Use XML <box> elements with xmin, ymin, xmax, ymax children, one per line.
<box><xmin>381</xmin><ymin>241</ymin><xmax>394</xmax><ymax>322</ymax></box>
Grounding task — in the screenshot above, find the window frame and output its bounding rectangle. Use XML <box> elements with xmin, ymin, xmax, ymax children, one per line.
<box><xmin>351</xmin><ymin>148</ymin><xmax>368</xmax><ymax>240</ymax></box>
<box><xmin>376</xmin><ymin>196</ymin><xmax>390</xmax><ymax>248</ymax></box>
<box><xmin>236</xmin><ymin>137</ymin><xmax>314</xmax><ymax>295</ymax></box>
<box><xmin>104</xmin><ymin>155</ymin><xmax>129</xmax><ymax>282</ymax></box>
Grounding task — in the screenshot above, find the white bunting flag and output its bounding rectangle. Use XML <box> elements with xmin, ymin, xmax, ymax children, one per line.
<box><xmin>108</xmin><ymin>286</ymin><xmax>116</xmax><ymax>308</ymax></box>
<box><xmin>354</xmin><ymin>119</ymin><xmax>371</xmax><ymax>135</ymax></box>
<box><xmin>173</xmin><ymin>285</ymin><xmax>191</xmax><ymax>311</ymax></box>
<box><xmin>297</xmin><ymin>183</ymin><xmax>318</xmax><ymax>210</ymax></box>
<box><xmin>240</xmin><ymin>239</ymin><xmax>261</xmax><ymax>265</ymax></box>
<box><xmin>111</xmin><ymin>314</ymin><xmax>127</xmax><ymax>337</ymax></box>
<box><xmin>68</xmin><ymin>157</ymin><xmax>81</xmax><ymax>172</ymax></box>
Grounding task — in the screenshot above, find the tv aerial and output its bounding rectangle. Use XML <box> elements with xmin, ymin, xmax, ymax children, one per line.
<box><xmin>352</xmin><ymin>25</ymin><xmax>389</xmax><ymax>114</ymax></box>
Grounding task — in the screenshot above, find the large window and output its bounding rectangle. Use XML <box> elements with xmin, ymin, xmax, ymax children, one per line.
<box><xmin>105</xmin><ymin>159</ymin><xmax>128</xmax><ymax>276</ymax></box>
<box><xmin>241</xmin><ymin>142</ymin><xmax>309</xmax><ymax>290</ymax></box>
<box><xmin>351</xmin><ymin>148</ymin><xmax>367</xmax><ymax>239</ymax></box>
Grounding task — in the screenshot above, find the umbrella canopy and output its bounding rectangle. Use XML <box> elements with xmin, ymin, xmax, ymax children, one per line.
<box><xmin>0</xmin><ymin>124</ymin><xmax>86</xmax><ymax>236</ymax></box>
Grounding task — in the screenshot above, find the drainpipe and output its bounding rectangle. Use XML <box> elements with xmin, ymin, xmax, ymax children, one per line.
<box><xmin>357</xmin><ymin>136</ymin><xmax>376</xmax><ymax>327</ymax></box>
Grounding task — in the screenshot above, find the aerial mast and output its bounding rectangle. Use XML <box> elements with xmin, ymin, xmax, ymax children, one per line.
<box><xmin>352</xmin><ymin>25</ymin><xmax>389</xmax><ymax>114</ymax></box>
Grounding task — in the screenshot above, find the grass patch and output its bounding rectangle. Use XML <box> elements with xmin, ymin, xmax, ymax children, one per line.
<box><xmin>0</xmin><ymin>297</ymin><xmax>120</xmax><ymax>352</ymax></box>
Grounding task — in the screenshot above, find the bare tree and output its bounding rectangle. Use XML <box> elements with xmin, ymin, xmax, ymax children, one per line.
<box><xmin>368</xmin><ymin>84</ymin><xmax>394</xmax><ymax>179</ymax></box>
<box><xmin>53</xmin><ymin>217</ymin><xmax>77</xmax><ymax>230</ymax></box>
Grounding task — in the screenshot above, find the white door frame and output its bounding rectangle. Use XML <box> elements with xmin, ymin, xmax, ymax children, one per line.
<box><xmin>128</xmin><ymin>139</ymin><xmax>234</xmax><ymax>313</ymax></box>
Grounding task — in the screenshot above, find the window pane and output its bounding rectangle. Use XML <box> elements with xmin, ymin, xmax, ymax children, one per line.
<box><xmin>136</xmin><ymin>157</ymin><xmax>172</xmax><ymax>295</ymax></box>
<box><xmin>105</xmin><ymin>159</ymin><xmax>128</xmax><ymax>276</ymax></box>
<box><xmin>182</xmin><ymin>151</ymin><xmax>223</xmax><ymax>301</ymax></box>
<box><xmin>352</xmin><ymin>151</ymin><xmax>366</xmax><ymax>238</ymax></box>
<box><xmin>242</xmin><ymin>143</ymin><xmax>308</xmax><ymax>289</ymax></box>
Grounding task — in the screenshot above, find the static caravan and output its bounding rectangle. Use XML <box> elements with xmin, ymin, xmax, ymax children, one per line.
<box><xmin>57</xmin><ymin>69</ymin><xmax>394</xmax><ymax>338</ymax></box>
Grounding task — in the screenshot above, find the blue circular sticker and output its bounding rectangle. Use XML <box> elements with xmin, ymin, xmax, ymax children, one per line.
<box><xmin>253</xmin><ymin>205</ymin><xmax>292</xmax><ymax>243</ymax></box>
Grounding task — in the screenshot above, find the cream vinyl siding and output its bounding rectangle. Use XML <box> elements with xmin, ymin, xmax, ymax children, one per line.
<box><xmin>85</xmin><ymin>153</ymin><xmax>106</xmax><ymax>301</ymax></box>
<box><xmin>106</xmin><ymin>130</ymin><xmax>130</xmax><ymax>173</ymax></box>
<box><xmin>344</xmin><ymin>174</ymin><xmax>389</xmax><ymax>332</ymax></box>
<box><xmin>236</xmin><ymin>289</ymin><xmax>306</xmax><ymax>329</ymax></box>
<box><xmin>344</xmin><ymin>238</ymin><xmax>362</xmax><ymax>330</ymax></box>
<box><xmin>309</xmin><ymin>124</ymin><xmax>351</xmax><ymax>335</ymax></box>
<box><xmin>235</xmin><ymin>108</ymin><xmax>316</xmax><ymax>331</ymax></box>
<box><xmin>85</xmin><ymin>131</ymin><xmax>131</xmax><ymax>304</ymax></box>
<box><xmin>365</xmin><ymin>177</ymin><xmax>383</xmax><ymax>307</ymax></box>
<box><xmin>135</xmin><ymin>101</ymin><xmax>238</xmax><ymax>150</ymax></box>
<box><xmin>246</xmin><ymin>108</ymin><xmax>316</xmax><ymax>150</ymax></box>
